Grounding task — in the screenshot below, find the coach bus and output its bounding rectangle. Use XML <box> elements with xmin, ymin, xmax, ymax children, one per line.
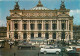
<box><xmin>0</xmin><ymin>40</ymin><xmax>5</xmax><ymax>47</ymax></box>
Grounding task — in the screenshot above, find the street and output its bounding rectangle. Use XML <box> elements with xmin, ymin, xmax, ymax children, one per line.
<box><xmin>0</xmin><ymin>42</ymin><xmax>57</xmax><ymax>56</ymax></box>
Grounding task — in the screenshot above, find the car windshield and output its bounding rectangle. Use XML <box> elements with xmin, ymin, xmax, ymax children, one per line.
<box><xmin>45</xmin><ymin>46</ymin><xmax>54</xmax><ymax>49</ymax></box>
<box><xmin>66</xmin><ymin>47</ymin><xmax>71</xmax><ymax>49</ymax></box>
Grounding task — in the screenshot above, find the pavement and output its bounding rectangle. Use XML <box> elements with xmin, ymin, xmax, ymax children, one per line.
<box><xmin>0</xmin><ymin>42</ymin><xmax>57</xmax><ymax>56</ymax></box>
<box><xmin>0</xmin><ymin>42</ymin><xmax>80</xmax><ymax>56</ymax></box>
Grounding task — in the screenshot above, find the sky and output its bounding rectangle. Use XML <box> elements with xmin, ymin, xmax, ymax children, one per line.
<box><xmin>0</xmin><ymin>0</ymin><xmax>80</xmax><ymax>26</ymax></box>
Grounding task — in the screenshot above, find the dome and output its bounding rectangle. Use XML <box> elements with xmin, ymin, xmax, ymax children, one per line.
<box><xmin>30</xmin><ymin>0</ymin><xmax>50</xmax><ymax>10</ymax></box>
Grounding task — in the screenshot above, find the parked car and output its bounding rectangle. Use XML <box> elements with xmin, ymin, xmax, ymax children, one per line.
<box><xmin>40</xmin><ymin>47</ymin><xmax>61</xmax><ymax>54</ymax></box>
<box><xmin>69</xmin><ymin>46</ymin><xmax>80</xmax><ymax>52</ymax></box>
<box><xmin>77</xmin><ymin>39</ymin><xmax>80</xmax><ymax>43</ymax></box>
<box><xmin>39</xmin><ymin>44</ymin><xmax>46</xmax><ymax>48</ymax></box>
<box><xmin>0</xmin><ymin>40</ymin><xmax>5</xmax><ymax>47</ymax></box>
<box><xmin>39</xmin><ymin>44</ymin><xmax>54</xmax><ymax>48</ymax></box>
<box><xmin>64</xmin><ymin>47</ymin><xmax>74</xmax><ymax>51</ymax></box>
<box><xmin>67</xmin><ymin>50</ymin><xmax>80</xmax><ymax>56</ymax></box>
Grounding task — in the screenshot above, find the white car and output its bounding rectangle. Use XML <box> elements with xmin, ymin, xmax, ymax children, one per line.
<box><xmin>39</xmin><ymin>45</ymin><xmax>53</xmax><ymax>48</ymax></box>
<box><xmin>65</xmin><ymin>47</ymin><xmax>73</xmax><ymax>51</ymax></box>
<box><xmin>40</xmin><ymin>47</ymin><xmax>61</xmax><ymax>54</ymax></box>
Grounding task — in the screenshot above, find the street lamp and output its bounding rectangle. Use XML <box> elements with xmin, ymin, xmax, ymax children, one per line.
<box><xmin>68</xmin><ymin>30</ymin><xmax>71</xmax><ymax>46</ymax></box>
<box><xmin>14</xmin><ymin>28</ymin><xmax>17</xmax><ymax>45</ymax></box>
<box><xmin>61</xmin><ymin>28</ymin><xmax>65</xmax><ymax>46</ymax></box>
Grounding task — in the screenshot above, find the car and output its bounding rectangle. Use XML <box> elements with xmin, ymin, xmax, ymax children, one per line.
<box><xmin>40</xmin><ymin>47</ymin><xmax>61</xmax><ymax>54</ymax></box>
<box><xmin>0</xmin><ymin>40</ymin><xmax>5</xmax><ymax>47</ymax></box>
<box><xmin>77</xmin><ymin>40</ymin><xmax>80</xmax><ymax>43</ymax></box>
<box><xmin>64</xmin><ymin>47</ymin><xmax>74</xmax><ymax>51</ymax></box>
<box><xmin>67</xmin><ymin>50</ymin><xmax>80</xmax><ymax>56</ymax></box>
<box><xmin>39</xmin><ymin>44</ymin><xmax>54</xmax><ymax>48</ymax></box>
<box><xmin>69</xmin><ymin>46</ymin><xmax>80</xmax><ymax>52</ymax></box>
<box><xmin>39</xmin><ymin>44</ymin><xmax>46</xmax><ymax>48</ymax></box>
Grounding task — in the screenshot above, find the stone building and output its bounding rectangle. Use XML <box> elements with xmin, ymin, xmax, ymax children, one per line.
<box><xmin>73</xmin><ymin>25</ymin><xmax>80</xmax><ymax>40</ymax></box>
<box><xmin>0</xmin><ymin>27</ymin><xmax>7</xmax><ymax>40</ymax></box>
<box><xmin>6</xmin><ymin>1</ymin><xmax>73</xmax><ymax>42</ymax></box>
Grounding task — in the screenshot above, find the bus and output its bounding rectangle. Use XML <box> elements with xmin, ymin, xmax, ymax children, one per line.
<box><xmin>0</xmin><ymin>40</ymin><xmax>5</xmax><ymax>47</ymax></box>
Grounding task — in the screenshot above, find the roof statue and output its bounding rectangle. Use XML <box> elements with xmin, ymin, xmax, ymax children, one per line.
<box><xmin>60</xmin><ymin>0</ymin><xmax>66</xmax><ymax>10</ymax></box>
<box><xmin>31</xmin><ymin>0</ymin><xmax>50</xmax><ymax>10</ymax></box>
<box><xmin>14</xmin><ymin>1</ymin><xmax>20</xmax><ymax>10</ymax></box>
<box><xmin>37</xmin><ymin>0</ymin><xmax>43</xmax><ymax>7</ymax></box>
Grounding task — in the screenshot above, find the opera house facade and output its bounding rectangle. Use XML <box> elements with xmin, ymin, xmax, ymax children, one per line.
<box><xmin>6</xmin><ymin>1</ymin><xmax>73</xmax><ymax>43</ymax></box>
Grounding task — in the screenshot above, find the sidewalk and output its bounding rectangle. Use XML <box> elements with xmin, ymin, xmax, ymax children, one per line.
<box><xmin>1</xmin><ymin>42</ymin><xmax>17</xmax><ymax>56</ymax></box>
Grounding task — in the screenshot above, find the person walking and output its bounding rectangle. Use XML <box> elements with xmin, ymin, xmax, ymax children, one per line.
<box><xmin>10</xmin><ymin>43</ymin><xmax>12</xmax><ymax>49</ymax></box>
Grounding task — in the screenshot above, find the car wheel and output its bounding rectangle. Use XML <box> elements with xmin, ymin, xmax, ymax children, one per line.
<box><xmin>44</xmin><ymin>51</ymin><xmax>47</xmax><ymax>54</ymax></box>
<box><xmin>56</xmin><ymin>51</ymin><xmax>59</xmax><ymax>54</ymax></box>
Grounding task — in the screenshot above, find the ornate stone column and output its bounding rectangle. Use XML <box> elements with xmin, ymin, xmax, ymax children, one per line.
<box><xmin>18</xmin><ymin>32</ymin><xmax>21</xmax><ymax>40</ymax></box>
<box><xmin>68</xmin><ymin>21</ymin><xmax>69</xmax><ymax>30</ymax></box>
<box><xmin>42</xmin><ymin>20</ymin><xmax>45</xmax><ymax>30</ymax></box>
<box><xmin>71</xmin><ymin>32</ymin><xmax>73</xmax><ymax>40</ymax></box>
<box><xmin>60</xmin><ymin>20</ymin><xmax>61</xmax><ymax>30</ymax></box>
<box><xmin>66</xmin><ymin>20</ymin><xmax>67</xmax><ymax>30</ymax></box>
<box><xmin>18</xmin><ymin>21</ymin><xmax>20</xmax><ymax>30</ymax></box>
<box><xmin>10</xmin><ymin>20</ymin><xmax>12</xmax><ymax>31</ymax></box>
<box><xmin>58</xmin><ymin>32</ymin><xmax>61</xmax><ymax>41</ymax></box>
<box><xmin>42</xmin><ymin>32</ymin><xmax>45</xmax><ymax>38</ymax></box>
<box><xmin>56</xmin><ymin>32</ymin><xmax>59</xmax><ymax>41</ymax></box>
<box><xmin>11</xmin><ymin>32</ymin><xmax>14</xmax><ymax>40</ymax></box>
<box><xmin>51</xmin><ymin>20</ymin><xmax>52</xmax><ymax>30</ymax></box>
<box><xmin>49</xmin><ymin>21</ymin><xmax>50</xmax><ymax>30</ymax></box>
<box><xmin>29</xmin><ymin>20</ymin><xmax>30</xmax><ymax>30</ymax></box>
<box><xmin>12</xmin><ymin>21</ymin><xmax>14</xmax><ymax>30</ymax></box>
<box><xmin>27</xmin><ymin>32</ymin><xmax>31</xmax><ymax>40</ymax></box>
<box><xmin>20</xmin><ymin>20</ymin><xmax>22</xmax><ymax>31</ymax></box>
<box><xmin>35</xmin><ymin>20</ymin><xmax>37</xmax><ymax>30</ymax></box>
<box><xmin>34</xmin><ymin>32</ymin><xmax>38</xmax><ymax>38</ymax></box>
<box><xmin>49</xmin><ymin>32</ymin><xmax>52</xmax><ymax>39</ymax></box>
<box><xmin>43</xmin><ymin>21</ymin><xmax>45</xmax><ymax>30</ymax></box>
<box><xmin>57</xmin><ymin>20</ymin><xmax>59</xmax><ymax>30</ymax></box>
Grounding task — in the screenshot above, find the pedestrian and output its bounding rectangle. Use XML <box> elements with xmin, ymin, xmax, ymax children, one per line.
<box><xmin>38</xmin><ymin>52</ymin><xmax>39</xmax><ymax>56</ymax></box>
<box><xmin>10</xmin><ymin>43</ymin><xmax>12</xmax><ymax>49</ymax></box>
<box><xmin>14</xmin><ymin>53</ymin><xmax>16</xmax><ymax>56</ymax></box>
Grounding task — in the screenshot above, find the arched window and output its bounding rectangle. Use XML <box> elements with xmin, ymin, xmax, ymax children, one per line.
<box><xmin>62</xmin><ymin>23</ymin><xmax>66</xmax><ymax>30</ymax></box>
<box><xmin>23</xmin><ymin>33</ymin><xmax>27</xmax><ymax>39</ymax></box>
<box><xmin>45</xmin><ymin>24</ymin><xmax>49</xmax><ymax>30</ymax></box>
<box><xmin>14</xmin><ymin>33</ymin><xmax>18</xmax><ymax>39</ymax></box>
<box><xmin>38</xmin><ymin>24</ymin><xmax>42</xmax><ymax>30</ymax></box>
<box><xmin>30</xmin><ymin>24</ymin><xmax>35</xmax><ymax>30</ymax></box>
<box><xmin>38</xmin><ymin>33</ymin><xmax>41</xmax><ymax>37</ymax></box>
<box><xmin>23</xmin><ymin>24</ymin><xmax>27</xmax><ymax>30</ymax></box>
<box><xmin>45</xmin><ymin>33</ymin><xmax>49</xmax><ymax>39</ymax></box>
<box><xmin>52</xmin><ymin>33</ymin><xmax>56</xmax><ymax>39</ymax></box>
<box><xmin>14</xmin><ymin>23</ymin><xmax>18</xmax><ymax>30</ymax></box>
<box><xmin>61</xmin><ymin>32</ymin><xmax>65</xmax><ymax>39</ymax></box>
<box><xmin>52</xmin><ymin>24</ymin><xmax>57</xmax><ymax>30</ymax></box>
<box><xmin>69</xmin><ymin>24</ymin><xmax>71</xmax><ymax>30</ymax></box>
<box><xmin>31</xmin><ymin>33</ymin><xmax>34</xmax><ymax>39</ymax></box>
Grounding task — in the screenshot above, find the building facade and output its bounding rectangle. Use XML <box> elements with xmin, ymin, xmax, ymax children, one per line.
<box><xmin>73</xmin><ymin>25</ymin><xmax>80</xmax><ymax>40</ymax></box>
<box><xmin>6</xmin><ymin>1</ymin><xmax>73</xmax><ymax>42</ymax></box>
<box><xmin>0</xmin><ymin>27</ymin><xmax>7</xmax><ymax>40</ymax></box>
